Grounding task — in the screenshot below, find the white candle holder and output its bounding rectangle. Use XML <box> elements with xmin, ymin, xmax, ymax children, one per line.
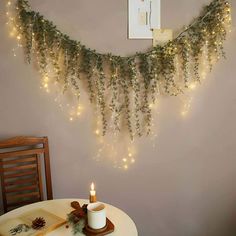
<box><xmin>87</xmin><ymin>202</ymin><xmax>106</xmax><ymax>230</ymax></box>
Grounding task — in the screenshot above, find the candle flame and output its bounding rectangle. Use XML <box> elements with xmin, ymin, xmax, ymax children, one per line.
<box><xmin>91</xmin><ymin>182</ymin><xmax>95</xmax><ymax>191</ymax></box>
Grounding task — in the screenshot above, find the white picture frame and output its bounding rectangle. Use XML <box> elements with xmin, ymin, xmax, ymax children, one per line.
<box><xmin>128</xmin><ymin>0</ymin><xmax>161</xmax><ymax>39</ymax></box>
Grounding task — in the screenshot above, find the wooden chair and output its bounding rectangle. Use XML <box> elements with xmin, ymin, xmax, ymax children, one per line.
<box><xmin>0</xmin><ymin>136</ymin><xmax>53</xmax><ymax>213</ymax></box>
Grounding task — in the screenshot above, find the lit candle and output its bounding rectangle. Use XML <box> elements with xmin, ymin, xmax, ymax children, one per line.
<box><xmin>89</xmin><ymin>182</ymin><xmax>97</xmax><ymax>203</ymax></box>
<box><xmin>90</xmin><ymin>182</ymin><xmax>96</xmax><ymax>196</ymax></box>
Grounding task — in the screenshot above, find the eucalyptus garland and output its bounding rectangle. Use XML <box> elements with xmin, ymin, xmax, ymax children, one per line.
<box><xmin>12</xmin><ymin>0</ymin><xmax>231</xmax><ymax>139</ymax></box>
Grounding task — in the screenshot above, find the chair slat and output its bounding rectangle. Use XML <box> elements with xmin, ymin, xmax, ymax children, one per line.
<box><xmin>5</xmin><ymin>185</ymin><xmax>38</xmax><ymax>193</ymax></box>
<box><xmin>0</xmin><ymin>137</ymin><xmax>47</xmax><ymax>149</ymax></box>
<box><xmin>2</xmin><ymin>156</ymin><xmax>37</xmax><ymax>165</ymax></box>
<box><xmin>1</xmin><ymin>164</ymin><xmax>37</xmax><ymax>172</ymax></box>
<box><xmin>4</xmin><ymin>170</ymin><xmax>37</xmax><ymax>179</ymax></box>
<box><xmin>4</xmin><ymin>177</ymin><xmax>38</xmax><ymax>187</ymax></box>
<box><xmin>0</xmin><ymin>148</ymin><xmax>44</xmax><ymax>159</ymax></box>
<box><xmin>7</xmin><ymin>192</ymin><xmax>40</xmax><ymax>202</ymax></box>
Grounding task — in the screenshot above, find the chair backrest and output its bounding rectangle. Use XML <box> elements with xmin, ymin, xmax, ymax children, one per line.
<box><xmin>0</xmin><ymin>136</ymin><xmax>53</xmax><ymax>213</ymax></box>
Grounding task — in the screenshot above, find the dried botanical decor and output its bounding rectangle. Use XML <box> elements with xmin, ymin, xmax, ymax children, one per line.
<box><xmin>7</xmin><ymin>0</ymin><xmax>232</xmax><ymax>139</ymax></box>
<box><xmin>31</xmin><ymin>217</ymin><xmax>46</xmax><ymax>230</ymax></box>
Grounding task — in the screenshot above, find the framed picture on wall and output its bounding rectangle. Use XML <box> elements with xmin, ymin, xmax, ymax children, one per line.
<box><xmin>128</xmin><ymin>0</ymin><xmax>161</xmax><ymax>39</ymax></box>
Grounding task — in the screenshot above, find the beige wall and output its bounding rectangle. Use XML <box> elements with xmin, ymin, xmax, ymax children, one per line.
<box><xmin>1</xmin><ymin>0</ymin><xmax>236</xmax><ymax>235</ymax></box>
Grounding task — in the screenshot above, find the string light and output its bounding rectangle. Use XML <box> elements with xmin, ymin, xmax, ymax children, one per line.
<box><xmin>189</xmin><ymin>82</ymin><xmax>197</xmax><ymax>90</ymax></box>
<box><xmin>76</xmin><ymin>105</ymin><xmax>83</xmax><ymax>117</ymax></box>
<box><xmin>201</xmin><ymin>71</ymin><xmax>207</xmax><ymax>80</ymax></box>
<box><xmin>181</xmin><ymin>96</ymin><xmax>193</xmax><ymax>117</ymax></box>
<box><xmin>9</xmin><ymin>30</ymin><xmax>16</xmax><ymax>37</ymax></box>
<box><xmin>93</xmin><ymin>131</ymin><xmax>137</xmax><ymax>170</ymax></box>
<box><xmin>6</xmin><ymin>0</ymin><xmax>232</xmax><ymax>170</ymax></box>
<box><xmin>149</xmin><ymin>103</ymin><xmax>154</xmax><ymax>109</ymax></box>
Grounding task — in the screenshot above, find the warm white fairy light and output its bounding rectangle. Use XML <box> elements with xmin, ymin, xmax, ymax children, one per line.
<box><xmin>93</xmin><ymin>130</ymin><xmax>137</xmax><ymax>170</ymax></box>
<box><xmin>181</xmin><ymin>96</ymin><xmax>193</xmax><ymax>117</ymax></box>
<box><xmin>149</xmin><ymin>103</ymin><xmax>154</xmax><ymax>109</ymax></box>
<box><xmin>95</xmin><ymin>129</ymin><xmax>100</xmax><ymax>135</ymax></box>
<box><xmin>6</xmin><ymin>0</ymin><xmax>22</xmax><ymax>58</ymax></box>
<box><xmin>30</xmin><ymin>43</ymin><xmax>86</xmax><ymax>121</ymax></box>
<box><xmin>189</xmin><ymin>82</ymin><xmax>197</xmax><ymax>91</ymax></box>
<box><xmin>76</xmin><ymin>105</ymin><xmax>83</xmax><ymax>117</ymax></box>
<box><xmin>9</xmin><ymin>28</ymin><xmax>16</xmax><ymax>37</ymax></box>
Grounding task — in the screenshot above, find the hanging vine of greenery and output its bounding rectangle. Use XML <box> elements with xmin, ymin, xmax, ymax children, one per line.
<box><xmin>12</xmin><ymin>0</ymin><xmax>231</xmax><ymax>139</ymax></box>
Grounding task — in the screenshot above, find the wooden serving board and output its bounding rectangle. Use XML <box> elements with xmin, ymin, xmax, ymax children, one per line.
<box><xmin>83</xmin><ymin>218</ymin><xmax>115</xmax><ymax>236</ymax></box>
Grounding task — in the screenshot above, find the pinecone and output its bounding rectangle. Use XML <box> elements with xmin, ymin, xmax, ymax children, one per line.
<box><xmin>32</xmin><ymin>217</ymin><xmax>46</xmax><ymax>230</ymax></box>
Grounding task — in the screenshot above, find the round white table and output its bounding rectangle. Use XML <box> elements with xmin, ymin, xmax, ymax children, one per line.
<box><xmin>0</xmin><ymin>199</ymin><xmax>138</xmax><ymax>236</ymax></box>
